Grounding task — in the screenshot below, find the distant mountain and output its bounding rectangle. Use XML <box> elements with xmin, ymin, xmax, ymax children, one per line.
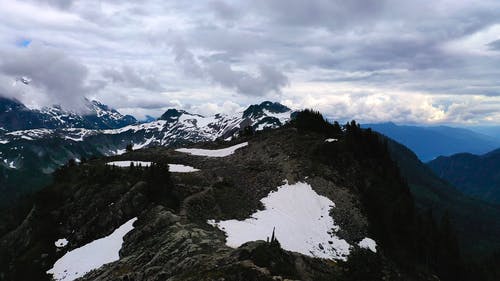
<box><xmin>363</xmin><ymin>122</ymin><xmax>500</xmax><ymax>161</ymax></box>
<box><xmin>0</xmin><ymin>101</ymin><xmax>293</xmax><ymax>206</ymax></box>
<box><xmin>428</xmin><ymin>148</ymin><xmax>500</xmax><ymax>205</ymax></box>
<box><xmin>143</xmin><ymin>115</ymin><xmax>157</xmax><ymax>123</ymax></box>
<box><xmin>384</xmin><ymin>138</ymin><xmax>500</xmax><ymax>257</ymax></box>
<box><xmin>466</xmin><ymin>126</ymin><xmax>500</xmax><ymax>141</ymax></box>
<box><xmin>0</xmin><ymin>96</ymin><xmax>137</xmax><ymax>131</ymax></box>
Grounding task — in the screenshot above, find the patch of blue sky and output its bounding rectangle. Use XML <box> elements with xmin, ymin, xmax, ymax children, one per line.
<box><xmin>16</xmin><ymin>39</ymin><xmax>31</xmax><ymax>48</ymax></box>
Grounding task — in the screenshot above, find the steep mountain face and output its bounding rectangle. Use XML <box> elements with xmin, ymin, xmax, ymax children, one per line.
<box><xmin>0</xmin><ymin>96</ymin><xmax>137</xmax><ymax>131</ymax></box>
<box><xmin>242</xmin><ymin>101</ymin><xmax>291</xmax><ymax>130</ymax></box>
<box><xmin>384</xmin><ymin>139</ymin><xmax>500</xmax><ymax>257</ymax></box>
<box><xmin>363</xmin><ymin>122</ymin><xmax>500</xmax><ymax>161</ymax></box>
<box><xmin>0</xmin><ymin>101</ymin><xmax>293</xmax><ymax>206</ymax></box>
<box><xmin>0</xmin><ymin>116</ymin><xmax>459</xmax><ymax>281</ymax></box>
<box><xmin>427</xmin><ymin>148</ymin><xmax>500</xmax><ymax>205</ymax></box>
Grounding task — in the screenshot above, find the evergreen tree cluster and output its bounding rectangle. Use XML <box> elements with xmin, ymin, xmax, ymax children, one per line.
<box><xmin>290</xmin><ymin>109</ymin><xmax>342</xmax><ymax>137</ymax></box>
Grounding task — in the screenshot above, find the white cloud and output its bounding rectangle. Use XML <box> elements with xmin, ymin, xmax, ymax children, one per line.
<box><xmin>0</xmin><ymin>44</ymin><xmax>94</xmax><ymax>111</ymax></box>
<box><xmin>283</xmin><ymin>82</ymin><xmax>500</xmax><ymax>125</ymax></box>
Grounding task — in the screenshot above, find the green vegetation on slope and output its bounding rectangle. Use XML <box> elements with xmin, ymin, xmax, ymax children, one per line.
<box><xmin>428</xmin><ymin>149</ymin><xmax>500</xmax><ymax>205</ymax></box>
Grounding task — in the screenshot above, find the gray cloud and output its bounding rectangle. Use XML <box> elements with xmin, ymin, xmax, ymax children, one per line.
<box><xmin>207</xmin><ymin>62</ymin><xmax>289</xmax><ymax>96</ymax></box>
<box><xmin>172</xmin><ymin>39</ymin><xmax>205</xmax><ymax>78</ymax></box>
<box><xmin>208</xmin><ymin>0</ymin><xmax>240</xmax><ymax>21</ymax></box>
<box><xmin>0</xmin><ymin>45</ymin><xmax>94</xmax><ymax>111</ymax></box>
<box><xmin>252</xmin><ymin>0</ymin><xmax>385</xmax><ymax>29</ymax></box>
<box><xmin>487</xmin><ymin>39</ymin><xmax>500</xmax><ymax>50</ymax></box>
<box><xmin>1</xmin><ymin>0</ymin><xmax>500</xmax><ymax>123</ymax></box>
<box><xmin>172</xmin><ymin>39</ymin><xmax>289</xmax><ymax>96</ymax></box>
<box><xmin>27</xmin><ymin>0</ymin><xmax>75</xmax><ymax>9</ymax></box>
<box><xmin>102</xmin><ymin>66</ymin><xmax>165</xmax><ymax>92</ymax></box>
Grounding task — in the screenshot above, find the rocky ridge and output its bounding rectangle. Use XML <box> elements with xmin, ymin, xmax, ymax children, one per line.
<box><xmin>0</xmin><ymin>116</ymin><xmax>444</xmax><ymax>281</ymax></box>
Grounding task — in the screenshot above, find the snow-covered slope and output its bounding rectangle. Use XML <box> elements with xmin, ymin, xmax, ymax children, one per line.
<box><xmin>0</xmin><ymin>97</ymin><xmax>137</xmax><ymax>131</ymax></box>
<box><xmin>0</xmin><ymin>101</ymin><xmax>292</xmax><ymax>153</ymax></box>
<box><xmin>0</xmin><ymin>101</ymin><xmax>293</xmax><ymax>205</ymax></box>
<box><xmin>47</xmin><ymin>217</ymin><xmax>137</xmax><ymax>281</ymax></box>
<box><xmin>208</xmin><ymin>181</ymin><xmax>352</xmax><ymax>261</ymax></box>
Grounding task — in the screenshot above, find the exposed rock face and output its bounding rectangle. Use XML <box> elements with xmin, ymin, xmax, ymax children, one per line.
<box><xmin>81</xmin><ymin>209</ymin><xmax>340</xmax><ymax>281</ymax></box>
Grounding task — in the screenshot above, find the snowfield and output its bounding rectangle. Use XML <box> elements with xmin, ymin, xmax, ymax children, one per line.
<box><xmin>47</xmin><ymin>217</ymin><xmax>137</xmax><ymax>281</ymax></box>
<box><xmin>175</xmin><ymin>142</ymin><xmax>248</xmax><ymax>157</ymax></box>
<box><xmin>106</xmin><ymin>161</ymin><xmax>199</xmax><ymax>172</ymax></box>
<box><xmin>168</xmin><ymin>164</ymin><xmax>200</xmax><ymax>172</ymax></box>
<box><xmin>208</xmin><ymin>181</ymin><xmax>351</xmax><ymax>260</ymax></box>
<box><xmin>358</xmin><ymin>237</ymin><xmax>377</xmax><ymax>253</ymax></box>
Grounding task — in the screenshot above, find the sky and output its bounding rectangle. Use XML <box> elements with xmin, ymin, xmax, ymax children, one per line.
<box><xmin>0</xmin><ymin>0</ymin><xmax>499</xmax><ymax>125</ymax></box>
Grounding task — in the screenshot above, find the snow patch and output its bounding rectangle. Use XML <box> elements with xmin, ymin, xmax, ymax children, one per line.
<box><xmin>208</xmin><ymin>181</ymin><xmax>351</xmax><ymax>260</ymax></box>
<box><xmin>55</xmin><ymin>238</ymin><xmax>69</xmax><ymax>248</ymax></box>
<box><xmin>47</xmin><ymin>217</ymin><xmax>137</xmax><ymax>281</ymax></box>
<box><xmin>358</xmin><ymin>237</ymin><xmax>377</xmax><ymax>253</ymax></box>
<box><xmin>132</xmin><ymin>137</ymin><xmax>155</xmax><ymax>150</ymax></box>
<box><xmin>325</xmin><ymin>138</ymin><xmax>338</xmax><ymax>142</ymax></box>
<box><xmin>112</xmin><ymin>149</ymin><xmax>127</xmax><ymax>156</ymax></box>
<box><xmin>168</xmin><ymin>164</ymin><xmax>199</xmax><ymax>172</ymax></box>
<box><xmin>64</xmin><ymin>136</ymin><xmax>84</xmax><ymax>142</ymax></box>
<box><xmin>103</xmin><ymin>120</ymin><xmax>166</xmax><ymax>135</ymax></box>
<box><xmin>262</xmin><ymin>109</ymin><xmax>290</xmax><ymax>125</ymax></box>
<box><xmin>106</xmin><ymin>161</ymin><xmax>151</xmax><ymax>167</ymax></box>
<box><xmin>3</xmin><ymin>159</ymin><xmax>17</xmax><ymax>169</ymax></box>
<box><xmin>176</xmin><ymin>142</ymin><xmax>248</xmax><ymax>157</ymax></box>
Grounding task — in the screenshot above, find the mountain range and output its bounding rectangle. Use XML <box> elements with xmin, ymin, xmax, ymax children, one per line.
<box><xmin>0</xmin><ymin>102</ymin><xmax>499</xmax><ymax>280</ymax></box>
<box><xmin>0</xmin><ymin>96</ymin><xmax>137</xmax><ymax>131</ymax></box>
<box><xmin>0</xmin><ymin>99</ymin><xmax>293</xmax><ymax>206</ymax></box>
<box><xmin>0</xmin><ymin>112</ymin><xmax>476</xmax><ymax>281</ymax></box>
<box><xmin>428</xmin><ymin>148</ymin><xmax>500</xmax><ymax>205</ymax></box>
<box><xmin>362</xmin><ymin>122</ymin><xmax>500</xmax><ymax>162</ymax></box>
